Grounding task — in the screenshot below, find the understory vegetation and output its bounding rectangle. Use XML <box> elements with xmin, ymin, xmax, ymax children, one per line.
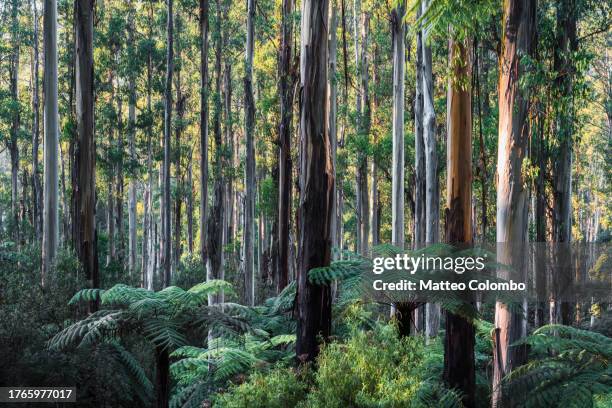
<box><xmin>1</xmin><ymin>243</ymin><xmax>610</xmax><ymax>407</ymax></box>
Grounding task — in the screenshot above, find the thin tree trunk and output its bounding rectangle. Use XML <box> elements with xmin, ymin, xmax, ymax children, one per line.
<box><xmin>144</xmin><ymin>3</ymin><xmax>155</xmax><ymax>289</ymax></box>
<box><xmin>422</xmin><ymin>0</ymin><xmax>440</xmax><ymax>338</ymax></box>
<box><xmin>187</xmin><ymin>161</ymin><xmax>194</xmax><ymax>254</ymax></box>
<box><xmin>116</xmin><ymin>94</ymin><xmax>125</xmax><ymax>262</ymax></box>
<box><xmin>199</xmin><ymin>0</ymin><xmax>210</xmax><ymax>271</ymax></box>
<box><xmin>296</xmin><ymin>0</ymin><xmax>333</xmax><ymax>363</ymax></box>
<box><xmin>370</xmin><ymin>39</ymin><xmax>379</xmax><ymax>247</ymax></box>
<box><xmin>74</xmin><ymin>0</ymin><xmax>99</xmax><ymax>306</ymax></box>
<box><xmin>127</xmin><ymin>1</ymin><xmax>138</xmax><ymax>277</ymax></box>
<box><xmin>328</xmin><ymin>0</ymin><xmax>338</xmax><ymax>252</ymax></box>
<box><xmin>31</xmin><ymin>0</ymin><xmax>43</xmax><ymax>241</ymax></box>
<box><xmin>278</xmin><ymin>0</ymin><xmax>294</xmax><ymax>292</ymax></box>
<box><xmin>206</xmin><ymin>0</ymin><xmax>225</xmax><ymax>307</ymax></box>
<box><xmin>41</xmin><ymin>0</ymin><xmax>59</xmax><ymax>284</ymax></box>
<box><xmin>491</xmin><ymin>1</ymin><xmax>535</xmax><ymax>405</ymax></box>
<box><xmin>244</xmin><ymin>0</ymin><xmax>256</xmax><ymax>305</ymax></box>
<box><xmin>9</xmin><ymin>0</ymin><xmax>21</xmax><ymax>242</ymax></box>
<box><xmin>444</xmin><ymin>36</ymin><xmax>475</xmax><ymax>408</ymax></box>
<box><xmin>357</xmin><ymin>12</ymin><xmax>370</xmax><ymax>255</ymax></box>
<box><xmin>414</xmin><ymin>7</ymin><xmax>425</xmax><ymax>246</ymax></box>
<box><xmin>162</xmin><ymin>0</ymin><xmax>174</xmax><ymax>287</ymax></box>
<box><xmin>391</xmin><ymin>2</ymin><xmax>405</xmax><ymax>248</ymax></box>
<box><xmin>173</xmin><ymin>16</ymin><xmax>184</xmax><ymax>273</ymax></box>
<box><xmin>551</xmin><ymin>0</ymin><xmax>576</xmax><ymax>325</ymax></box>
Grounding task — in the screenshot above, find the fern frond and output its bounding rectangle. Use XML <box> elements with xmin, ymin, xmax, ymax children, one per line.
<box><xmin>143</xmin><ymin>317</ymin><xmax>188</xmax><ymax>351</ymax></box>
<box><xmin>68</xmin><ymin>288</ymin><xmax>105</xmax><ymax>305</ymax></box>
<box><xmin>102</xmin><ymin>341</ymin><xmax>154</xmax><ymax>400</ymax></box>
<box><xmin>188</xmin><ymin>280</ymin><xmax>234</xmax><ymax>298</ymax></box>
<box><xmin>309</xmin><ymin>259</ymin><xmax>367</xmax><ymax>285</ymax></box>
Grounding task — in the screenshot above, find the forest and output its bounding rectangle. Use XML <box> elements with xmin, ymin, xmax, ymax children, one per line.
<box><xmin>0</xmin><ymin>0</ymin><xmax>610</xmax><ymax>406</ymax></box>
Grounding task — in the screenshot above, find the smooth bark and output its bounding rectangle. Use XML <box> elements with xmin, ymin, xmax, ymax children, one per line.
<box><xmin>443</xmin><ymin>37</ymin><xmax>475</xmax><ymax>408</ymax></box>
<box><xmin>42</xmin><ymin>0</ymin><xmax>59</xmax><ymax>283</ymax></box>
<box><xmin>162</xmin><ymin>0</ymin><xmax>174</xmax><ymax>287</ymax></box>
<box><xmin>391</xmin><ymin>2</ymin><xmax>405</xmax><ymax>248</ymax></box>
<box><xmin>491</xmin><ymin>1</ymin><xmax>535</xmax><ymax>405</ymax></box>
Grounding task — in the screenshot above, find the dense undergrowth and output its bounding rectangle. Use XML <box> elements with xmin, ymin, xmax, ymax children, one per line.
<box><xmin>1</xmin><ymin>243</ymin><xmax>610</xmax><ymax>407</ymax></box>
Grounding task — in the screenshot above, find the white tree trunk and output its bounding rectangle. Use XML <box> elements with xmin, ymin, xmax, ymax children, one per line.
<box><xmin>414</xmin><ymin>10</ymin><xmax>425</xmax><ymax>246</ymax></box>
<box><xmin>391</xmin><ymin>3</ymin><xmax>405</xmax><ymax>248</ymax></box>
<box><xmin>127</xmin><ymin>3</ymin><xmax>137</xmax><ymax>277</ymax></box>
<box><xmin>422</xmin><ymin>0</ymin><xmax>440</xmax><ymax>338</ymax></box>
<box><xmin>42</xmin><ymin>0</ymin><xmax>59</xmax><ymax>284</ymax></box>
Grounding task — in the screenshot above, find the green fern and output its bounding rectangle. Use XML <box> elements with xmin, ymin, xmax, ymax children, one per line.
<box><xmin>502</xmin><ymin>325</ymin><xmax>611</xmax><ymax>408</ymax></box>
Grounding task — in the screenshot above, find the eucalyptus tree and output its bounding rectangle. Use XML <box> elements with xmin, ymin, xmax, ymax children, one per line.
<box><xmin>127</xmin><ymin>0</ymin><xmax>138</xmax><ymax>277</ymax></box>
<box><xmin>244</xmin><ymin>0</ymin><xmax>256</xmax><ymax>305</ymax></box>
<box><xmin>444</xmin><ymin>34</ymin><xmax>476</xmax><ymax>408</ymax></box>
<box><xmin>199</xmin><ymin>0</ymin><xmax>210</xmax><ymax>271</ymax></box>
<box><xmin>42</xmin><ymin>0</ymin><xmax>59</xmax><ymax>283</ymax></box>
<box><xmin>491</xmin><ymin>0</ymin><xmax>535</xmax><ymax>405</ymax></box>
<box><xmin>31</xmin><ymin>0</ymin><xmax>42</xmax><ymax>241</ymax></box>
<box><xmin>162</xmin><ymin>0</ymin><xmax>174</xmax><ymax>287</ymax></box>
<box><xmin>74</xmin><ymin>0</ymin><xmax>99</xmax><ymax>300</ymax></box>
<box><xmin>278</xmin><ymin>0</ymin><xmax>295</xmax><ymax>292</ymax></box>
<box><xmin>390</xmin><ymin>0</ymin><xmax>405</xmax><ymax>249</ymax></box>
<box><xmin>296</xmin><ymin>0</ymin><xmax>334</xmax><ymax>362</ymax></box>
<box><xmin>421</xmin><ymin>0</ymin><xmax>440</xmax><ymax>339</ymax></box>
<box><xmin>8</xmin><ymin>0</ymin><xmax>21</xmax><ymax>242</ymax></box>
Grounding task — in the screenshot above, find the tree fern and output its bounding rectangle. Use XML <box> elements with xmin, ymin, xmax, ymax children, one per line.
<box><xmin>502</xmin><ymin>325</ymin><xmax>611</xmax><ymax>408</ymax></box>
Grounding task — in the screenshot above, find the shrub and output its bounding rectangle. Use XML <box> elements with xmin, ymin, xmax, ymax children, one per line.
<box><xmin>304</xmin><ymin>323</ymin><xmax>425</xmax><ymax>408</ymax></box>
<box><xmin>213</xmin><ymin>365</ymin><xmax>309</xmax><ymax>408</ymax></box>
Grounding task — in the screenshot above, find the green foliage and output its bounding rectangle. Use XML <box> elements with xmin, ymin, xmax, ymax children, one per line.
<box><xmin>502</xmin><ymin>325</ymin><xmax>612</xmax><ymax>408</ymax></box>
<box><xmin>213</xmin><ymin>365</ymin><xmax>310</xmax><ymax>408</ymax></box>
<box><xmin>213</xmin><ymin>319</ymin><xmax>464</xmax><ymax>408</ymax></box>
<box><xmin>170</xmin><ymin>283</ymin><xmax>297</xmax><ymax>407</ymax></box>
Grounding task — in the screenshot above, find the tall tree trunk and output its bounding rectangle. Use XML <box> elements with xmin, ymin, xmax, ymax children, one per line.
<box><xmin>534</xmin><ymin>102</ymin><xmax>546</xmax><ymax>328</ymax></box>
<box><xmin>391</xmin><ymin>2</ymin><xmax>405</xmax><ymax>248</ymax></box>
<box><xmin>107</xmin><ymin>72</ymin><xmax>116</xmax><ymax>266</ymax></box>
<box><xmin>296</xmin><ymin>0</ymin><xmax>333</xmax><ymax>363</ymax></box>
<box><xmin>207</xmin><ymin>0</ymin><xmax>225</xmax><ymax>307</ymax></box>
<box><xmin>422</xmin><ymin>0</ymin><xmax>440</xmax><ymax>339</ymax></box>
<box><xmin>356</xmin><ymin>12</ymin><xmax>370</xmax><ymax>255</ymax></box>
<box><xmin>328</xmin><ymin>0</ymin><xmax>338</xmax><ymax>252</ymax></box>
<box><xmin>187</xmin><ymin>161</ymin><xmax>194</xmax><ymax>254</ymax></box>
<box><xmin>414</xmin><ymin>7</ymin><xmax>425</xmax><ymax>246</ymax></box>
<box><xmin>31</xmin><ymin>0</ymin><xmax>43</xmax><ymax>241</ymax></box>
<box><xmin>223</xmin><ymin>43</ymin><xmax>233</xmax><ymax>249</ymax></box>
<box><xmin>74</xmin><ymin>0</ymin><xmax>99</xmax><ymax>305</ymax></box>
<box><xmin>491</xmin><ymin>0</ymin><xmax>535</xmax><ymax>405</ymax></box>
<box><xmin>199</xmin><ymin>0</ymin><xmax>210</xmax><ymax>271</ymax></box>
<box><xmin>444</xmin><ymin>36</ymin><xmax>475</xmax><ymax>408</ymax></box>
<box><xmin>41</xmin><ymin>0</ymin><xmax>59</xmax><ymax>284</ymax></box>
<box><xmin>244</xmin><ymin>0</ymin><xmax>256</xmax><ymax>305</ymax></box>
<box><xmin>115</xmin><ymin>93</ymin><xmax>125</xmax><ymax>262</ymax></box>
<box><xmin>173</xmin><ymin>16</ymin><xmax>184</xmax><ymax>273</ymax></box>
<box><xmin>551</xmin><ymin>0</ymin><xmax>576</xmax><ymax>325</ymax></box>
<box><xmin>127</xmin><ymin>1</ymin><xmax>138</xmax><ymax>277</ymax></box>
<box><xmin>144</xmin><ymin>4</ymin><xmax>155</xmax><ymax>289</ymax></box>
<box><xmin>162</xmin><ymin>0</ymin><xmax>174</xmax><ymax>287</ymax></box>
<box><xmin>9</xmin><ymin>0</ymin><xmax>21</xmax><ymax>242</ymax></box>
<box><xmin>278</xmin><ymin>0</ymin><xmax>294</xmax><ymax>292</ymax></box>
<box><xmin>370</xmin><ymin>39</ymin><xmax>379</xmax><ymax>247</ymax></box>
